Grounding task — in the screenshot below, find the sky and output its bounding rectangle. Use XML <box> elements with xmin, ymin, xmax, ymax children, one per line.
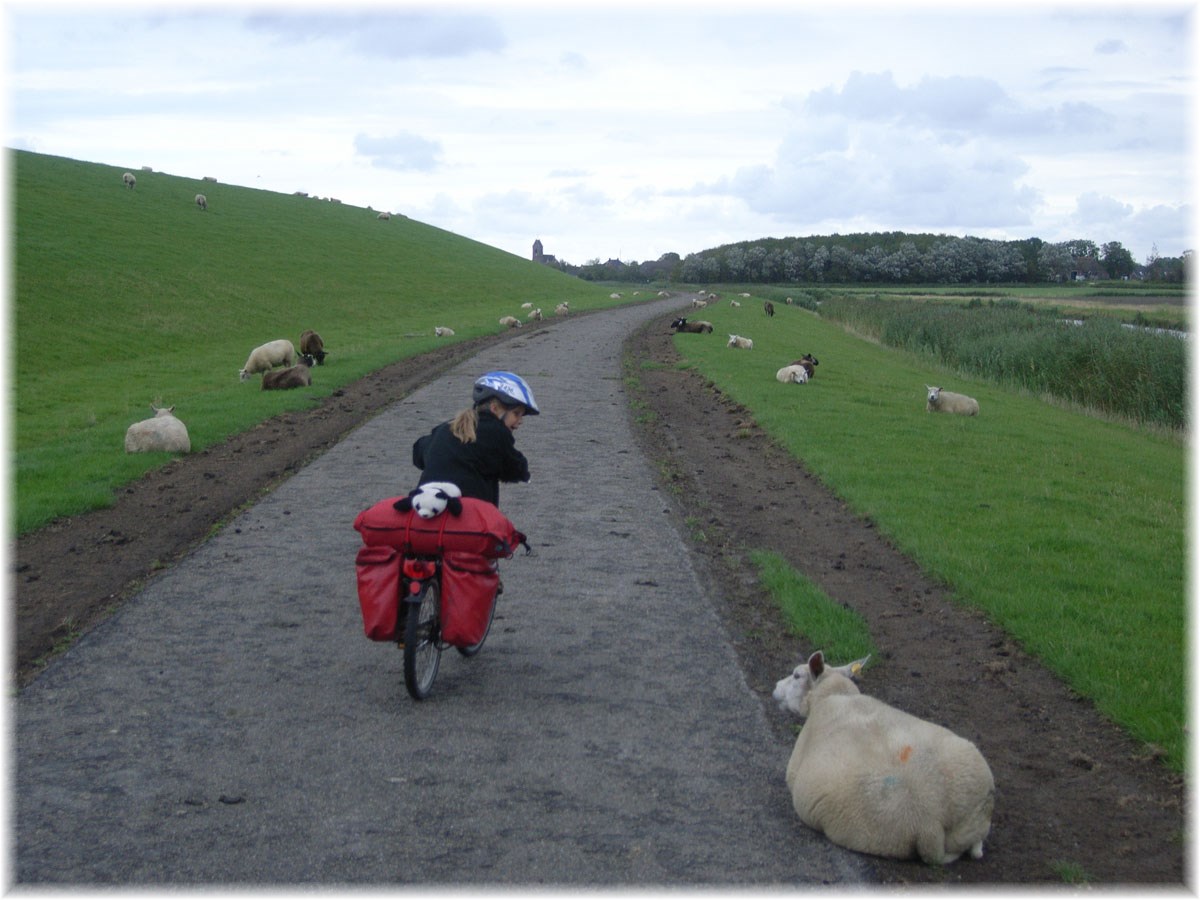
<box><xmin>2</xmin><ymin>0</ymin><xmax>1195</xmax><ymax>268</ymax></box>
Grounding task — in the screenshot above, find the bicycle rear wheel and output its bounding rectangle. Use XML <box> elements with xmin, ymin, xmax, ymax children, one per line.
<box><xmin>403</xmin><ymin>580</ymin><xmax>442</xmax><ymax>700</ymax></box>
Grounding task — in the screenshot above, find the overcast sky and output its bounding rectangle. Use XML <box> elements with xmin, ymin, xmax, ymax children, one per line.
<box><xmin>4</xmin><ymin>1</ymin><xmax>1194</xmax><ymax>267</ymax></box>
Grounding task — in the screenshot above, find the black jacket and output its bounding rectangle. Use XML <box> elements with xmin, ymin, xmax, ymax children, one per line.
<box><xmin>412</xmin><ymin>409</ymin><xmax>530</xmax><ymax>506</ymax></box>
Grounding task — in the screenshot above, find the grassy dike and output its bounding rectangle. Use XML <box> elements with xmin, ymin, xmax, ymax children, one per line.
<box><xmin>12</xmin><ymin>150</ymin><xmax>622</xmax><ymax>534</ymax></box>
<box><xmin>660</xmin><ymin>299</ymin><xmax>1185</xmax><ymax>769</ymax></box>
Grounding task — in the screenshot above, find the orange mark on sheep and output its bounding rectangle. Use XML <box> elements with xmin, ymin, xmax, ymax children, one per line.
<box><xmin>899</xmin><ymin>745</ymin><xmax>914</xmax><ymax>763</ymax></box>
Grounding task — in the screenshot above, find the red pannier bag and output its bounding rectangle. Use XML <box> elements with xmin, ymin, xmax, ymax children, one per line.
<box><xmin>439</xmin><ymin>551</ymin><xmax>500</xmax><ymax>647</ymax></box>
<box><xmin>353</xmin><ymin>496</ymin><xmax>526</xmax><ymax>559</ymax></box>
<box><xmin>354</xmin><ymin>544</ymin><xmax>401</xmax><ymax>641</ymax></box>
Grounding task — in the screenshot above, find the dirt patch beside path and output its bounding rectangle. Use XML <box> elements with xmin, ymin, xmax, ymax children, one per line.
<box><xmin>622</xmin><ymin>318</ymin><xmax>1185</xmax><ymax>886</ymax></box>
<box><xmin>11</xmin><ymin>309</ymin><xmax>1187</xmax><ymax>886</ymax></box>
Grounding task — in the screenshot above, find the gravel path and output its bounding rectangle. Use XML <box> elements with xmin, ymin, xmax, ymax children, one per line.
<box><xmin>15</xmin><ymin>296</ymin><xmax>869</xmax><ymax>886</ymax></box>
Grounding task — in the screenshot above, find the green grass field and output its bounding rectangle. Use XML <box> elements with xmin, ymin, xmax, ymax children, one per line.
<box><xmin>656</xmin><ymin>297</ymin><xmax>1186</xmax><ymax>769</ymax></box>
<box><xmin>12</xmin><ymin>150</ymin><xmax>624</xmax><ymax>534</ymax></box>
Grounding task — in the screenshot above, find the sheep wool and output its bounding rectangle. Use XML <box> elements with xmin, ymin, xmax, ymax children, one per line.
<box><xmin>124</xmin><ymin>405</ymin><xmax>190</xmax><ymax>453</ymax></box>
<box><xmin>926</xmin><ymin>386</ymin><xmax>979</xmax><ymax>416</ymax></box>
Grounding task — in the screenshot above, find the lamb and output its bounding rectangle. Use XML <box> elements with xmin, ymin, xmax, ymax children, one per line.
<box><xmin>124</xmin><ymin>405</ymin><xmax>190</xmax><ymax>453</ymax></box>
<box><xmin>774</xmin><ymin>651</ymin><xmax>994</xmax><ymax>865</ymax></box>
<box><xmin>299</xmin><ymin>329</ymin><xmax>327</xmax><ymax>365</ymax></box>
<box><xmin>789</xmin><ymin>353</ymin><xmax>820</xmax><ymax>379</ymax></box>
<box><xmin>122</xmin><ymin>172</ymin><xmax>136</xmax><ymax>190</ymax></box>
<box><xmin>727</xmin><ymin>334</ymin><xmax>753</xmax><ymax>349</ymax></box>
<box><xmin>195</xmin><ymin>193</ymin><xmax>207</xmax><ymax>211</ymax></box>
<box><xmin>499</xmin><ymin>315</ymin><xmax>523</xmax><ymax>329</ymax></box>
<box><xmin>776</xmin><ymin>364</ymin><xmax>809</xmax><ymax>384</ymax></box>
<box><xmin>434</xmin><ymin>326</ymin><xmax>456</xmax><ymax>337</ymax></box>
<box><xmin>239</xmin><ymin>339</ymin><xmax>297</xmax><ymax>381</ymax></box>
<box><xmin>262</xmin><ymin>355</ymin><xmax>314</xmax><ymax>390</ymax></box>
<box><xmin>527</xmin><ymin>308</ymin><xmax>543</xmax><ymax>321</ymax></box>
<box><xmin>555</xmin><ymin>302</ymin><xmax>570</xmax><ymax>317</ymax></box>
<box><xmin>669</xmin><ymin>317</ymin><xmax>713</xmax><ymax>334</ymax></box>
<box><xmin>926</xmin><ymin>385</ymin><xmax>979</xmax><ymax>416</ymax></box>
<box><xmin>764</xmin><ymin>300</ymin><xmax>775</xmax><ymax>317</ymax></box>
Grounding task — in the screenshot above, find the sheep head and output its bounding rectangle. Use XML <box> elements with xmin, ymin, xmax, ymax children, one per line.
<box><xmin>773</xmin><ymin>651</ymin><xmax>870</xmax><ymax>717</ymax></box>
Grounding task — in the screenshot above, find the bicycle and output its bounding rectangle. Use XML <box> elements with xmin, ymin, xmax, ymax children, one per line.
<box><xmin>398</xmin><ymin>554</ymin><xmax>500</xmax><ymax>700</ymax></box>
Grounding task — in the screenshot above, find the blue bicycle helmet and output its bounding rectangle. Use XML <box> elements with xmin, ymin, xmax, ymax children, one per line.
<box><xmin>472</xmin><ymin>371</ymin><xmax>540</xmax><ymax>415</ymax></box>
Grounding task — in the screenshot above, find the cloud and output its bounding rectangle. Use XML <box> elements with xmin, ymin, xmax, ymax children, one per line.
<box><xmin>244</xmin><ymin>12</ymin><xmax>505</xmax><ymax>59</ymax></box>
<box><xmin>1095</xmin><ymin>38</ymin><xmax>1128</xmax><ymax>55</ymax></box>
<box><xmin>355</xmin><ymin>132</ymin><xmax>443</xmax><ymax>172</ymax></box>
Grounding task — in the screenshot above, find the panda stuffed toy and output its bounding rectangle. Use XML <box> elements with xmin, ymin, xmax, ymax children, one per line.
<box><xmin>393</xmin><ymin>481</ymin><xmax>463</xmax><ymax>519</ymax></box>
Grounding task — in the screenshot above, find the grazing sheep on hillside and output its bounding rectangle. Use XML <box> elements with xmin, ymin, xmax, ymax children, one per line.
<box><xmin>262</xmin><ymin>355</ymin><xmax>314</xmax><ymax>390</ymax></box>
<box><xmin>299</xmin><ymin>329</ymin><xmax>327</xmax><ymax>365</ymax></box>
<box><xmin>499</xmin><ymin>315</ymin><xmax>523</xmax><ymax>329</ymax></box>
<box><xmin>790</xmin><ymin>353</ymin><xmax>820</xmax><ymax>379</ymax></box>
<box><xmin>122</xmin><ymin>172</ymin><xmax>136</xmax><ymax>190</ymax></box>
<box><xmin>555</xmin><ymin>302</ymin><xmax>570</xmax><ymax>317</ymax></box>
<box><xmin>195</xmin><ymin>193</ymin><xmax>207</xmax><ymax>211</ymax></box>
<box><xmin>124</xmin><ymin>405</ymin><xmax>190</xmax><ymax>453</ymax></box>
<box><xmin>926</xmin><ymin>385</ymin><xmax>979</xmax><ymax>416</ymax></box>
<box><xmin>763</xmin><ymin>300</ymin><xmax>775</xmax><ymax>317</ymax></box>
<box><xmin>776</xmin><ymin>364</ymin><xmax>809</xmax><ymax>384</ymax></box>
<box><xmin>774</xmin><ymin>651</ymin><xmax>994</xmax><ymax>865</ymax></box>
<box><xmin>727</xmin><ymin>334</ymin><xmax>753</xmax><ymax>350</ymax></box>
<box><xmin>669</xmin><ymin>317</ymin><xmax>713</xmax><ymax>334</ymax></box>
<box><xmin>434</xmin><ymin>326</ymin><xmax>456</xmax><ymax>337</ymax></box>
<box><xmin>239</xmin><ymin>339</ymin><xmax>297</xmax><ymax>381</ymax></box>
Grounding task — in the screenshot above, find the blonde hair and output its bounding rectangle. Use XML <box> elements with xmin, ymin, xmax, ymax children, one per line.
<box><xmin>450</xmin><ymin>406</ymin><xmax>480</xmax><ymax>443</ymax></box>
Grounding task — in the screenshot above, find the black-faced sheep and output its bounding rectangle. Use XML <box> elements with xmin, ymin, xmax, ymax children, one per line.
<box><xmin>122</xmin><ymin>172</ymin><xmax>136</xmax><ymax>190</ymax></box>
<box><xmin>195</xmin><ymin>193</ymin><xmax>207</xmax><ymax>211</ymax></box>
<box><xmin>299</xmin><ymin>329</ymin><xmax>327</xmax><ymax>365</ymax></box>
<box><xmin>239</xmin><ymin>339</ymin><xmax>297</xmax><ymax>381</ymax></box>
<box><xmin>669</xmin><ymin>317</ymin><xmax>713</xmax><ymax>334</ymax></box>
<box><xmin>124</xmin><ymin>405</ymin><xmax>190</xmax><ymax>453</ymax></box>
<box><xmin>764</xmin><ymin>300</ymin><xmax>775</xmax><ymax>317</ymax></box>
<box><xmin>790</xmin><ymin>353</ymin><xmax>820</xmax><ymax>379</ymax></box>
<box><xmin>774</xmin><ymin>651</ymin><xmax>994</xmax><ymax>865</ymax></box>
<box><xmin>262</xmin><ymin>355</ymin><xmax>314</xmax><ymax>390</ymax></box>
<box><xmin>727</xmin><ymin>334</ymin><xmax>753</xmax><ymax>349</ymax></box>
<box><xmin>926</xmin><ymin>385</ymin><xmax>979</xmax><ymax>416</ymax></box>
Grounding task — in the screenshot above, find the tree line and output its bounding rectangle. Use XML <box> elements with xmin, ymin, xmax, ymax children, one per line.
<box><xmin>554</xmin><ymin>232</ymin><xmax>1190</xmax><ymax>285</ymax></box>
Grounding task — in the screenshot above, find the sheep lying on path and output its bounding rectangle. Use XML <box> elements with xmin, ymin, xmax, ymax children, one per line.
<box><xmin>499</xmin><ymin>315</ymin><xmax>523</xmax><ymax>329</ymax></box>
<box><xmin>239</xmin><ymin>339</ymin><xmax>297</xmax><ymax>381</ymax></box>
<box><xmin>776</xmin><ymin>364</ymin><xmax>809</xmax><ymax>384</ymax></box>
<box><xmin>670</xmin><ymin>317</ymin><xmax>713</xmax><ymax>334</ymax></box>
<box><xmin>774</xmin><ymin>651</ymin><xmax>994</xmax><ymax>865</ymax></box>
<box><xmin>262</xmin><ymin>355</ymin><xmax>314</xmax><ymax>390</ymax></box>
<box><xmin>926</xmin><ymin>385</ymin><xmax>979</xmax><ymax>416</ymax></box>
<box><xmin>555</xmin><ymin>302</ymin><xmax>570</xmax><ymax>316</ymax></box>
<box><xmin>195</xmin><ymin>193</ymin><xmax>207</xmax><ymax>211</ymax></box>
<box><xmin>434</xmin><ymin>326</ymin><xmax>456</xmax><ymax>337</ymax></box>
<box><xmin>124</xmin><ymin>405</ymin><xmax>190</xmax><ymax>453</ymax></box>
<box><xmin>299</xmin><ymin>329</ymin><xmax>327</xmax><ymax>365</ymax></box>
<box><xmin>727</xmin><ymin>334</ymin><xmax>753</xmax><ymax>349</ymax></box>
<box><xmin>790</xmin><ymin>353</ymin><xmax>819</xmax><ymax>379</ymax></box>
<box><xmin>122</xmin><ymin>172</ymin><xmax>136</xmax><ymax>190</ymax></box>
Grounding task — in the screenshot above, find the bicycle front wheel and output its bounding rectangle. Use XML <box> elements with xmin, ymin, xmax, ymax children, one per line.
<box><xmin>403</xmin><ymin>580</ymin><xmax>442</xmax><ymax>700</ymax></box>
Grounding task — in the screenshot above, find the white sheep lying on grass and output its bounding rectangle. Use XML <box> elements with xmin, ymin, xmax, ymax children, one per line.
<box><xmin>774</xmin><ymin>651</ymin><xmax>994</xmax><ymax>865</ymax></box>
<box><xmin>776</xmin><ymin>364</ymin><xmax>808</xmax><ymax>384</ymax></box>
<box><xmin>239</xmin><ymin>339</ymin><xmax>297</xmax><ymax>381</ymax></box>
<box><xmin>434</xmin><ymin>326</ymin><xmax>455</xmax><ymax>337</ymax></box>
<box><xmin>727</xmin><ymin>334</ymin><xmax>753</xmax><ymax>350</ymax></box>
<box><xmin>926</xmin><ymin>385</ymin><xmax>979</xmax><ymax>416</ymax></box>
<box><xmin>124</xmin><ymin>405</ymin><xmax>190</xmax><ymax>453</ymax></box>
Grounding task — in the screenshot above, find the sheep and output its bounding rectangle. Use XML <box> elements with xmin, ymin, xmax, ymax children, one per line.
<box><xmin>926</xmin><ymin>385</ymin><xmax>979</xmax><ymax>416</ymax></box>
<box><xmin>691</xmin><ymin>298</ymin><xmax>708</xmax><ymax>309</ymax></box>
<box><xmin>520</xmin><ymin>302</ymin><xmax>533</xmax><ymax>309</ymax></box>
<box><xmin>122</xmin><ymin>172</ymin><xmax>136</xmax><ymax>190</ymax></box>
<box><xmin>498</xmin><ymin>315</ymin><xmax>523</xmax><ymax>329</ymax></box>
<box><xmin>739</xmin><ymin>292</ymin><xmax>751</xmax><ymax>297</ymax></box>
<box><xmin>555</xmin><ymin>302</ymin><xmax>570</xmax><ymax>317</ymax></box>
<box><xmin>195</xmin><ymin>193</ymin><xmax>207</xmax><ymax>211</ymax></box>
<box><xmin>774</xmin><ymin>651</ymin><xmax>995</xmax><ymax>866</ymax></box>
<box><xmin>776</xmin><ymin>364</ymin><xmax>809</xmax><ymax>384</ymax></box>
<box><xmin>610</xmin><ymin>292</ymin><xmax>621</xmax><ymax>299</ymax></box>
<box><xmin>377</xmin><ymin>211</ymin><xmax>391</xmax><ymax>220</ymax></box>
<box><xmin>434</xmin><ymin>326</ymin><xmax>456</xmax><ymax>337</ymax></box>
<box><xmin>124</xmin><ymin>404</ymin><xmax>190</xmax><ymax>453</ymax></box>
<box><xmin>299</xmin><ymin>329</ymin><xmax>327</xmax><ymax>365</ymax></box>
<box><xmin>239</xmin><ymin>339</ymin><xmax>297</xmax><ymax>381</ymax></box>
<box><xmin>764</xmin><ymin>300</ymin><xmax>775</xmax><ymax>317</ymax></box>
<box><xmin>669</xmin><ymin>317</ymin><xmax>713</xmax><ymax>334</ymax></box>
<box><xmin>527</xmin><ymin>308</ymin><xmax>543</xmax><ymax>321</ymax></box>
<box><xmin>729</xmin><ymin>299</ymin><xmax>741</xmax><ymax>307</ymax></box>
<box><xmin>262</xmin><ymin>355</ymin><xmax>314</xmax><ymax>390</ymax></box>
<box><xmin>789</xmin><ymin>353</ymin><xmax>820</xmax><ymax>379</ymax></box>
<box><xmin>727</xmin><ymin>334</ymin><xmax>753</xmax><ymax>350</ymax></box>
<box><xmin>202</xmin><ymin>176</ymin><xmax>217</xmax><ymax>183</ymax></box>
